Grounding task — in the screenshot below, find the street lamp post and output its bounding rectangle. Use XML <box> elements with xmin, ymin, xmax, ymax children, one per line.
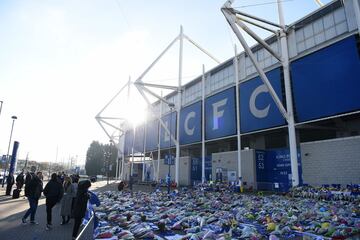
<box><xmin>2</xmin><ymin>115</ymin><xmax>17</xmax><ymax>187</ymax></box>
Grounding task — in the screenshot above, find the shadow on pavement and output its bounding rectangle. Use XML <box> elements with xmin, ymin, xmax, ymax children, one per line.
<box><xmin>0</xmin><ymin>181</ymin><xmax>132</xmax><ymax>240</ymax></box>
<box><xmin>0</xmin><ymin>202</ymin><xmax>74</xmax><ymax>240</ymax></box>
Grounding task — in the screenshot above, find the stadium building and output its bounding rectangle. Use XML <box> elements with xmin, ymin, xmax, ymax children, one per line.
<box><xmin>114</xmin><ymin>0</ymin><xmax>360</xmax><ymax>191</ymax></box>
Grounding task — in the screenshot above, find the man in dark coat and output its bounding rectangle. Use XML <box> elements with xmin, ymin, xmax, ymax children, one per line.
<box><xmin>16</xmin><ymin>171</ymin><xmax>25</xmax><ymax>190</ymax></box>
<box><xmin>5</xmin><ymin>172</ymin><xmax>15</xmax><ymax>195</ymax></box>
<box><xmin>72</xmin><ymin>180</ymin><xmax>91</xmax><ymax>239</ymax></box>
<box><xmin>43</xmin><ymin>173</ymin><xmax>64</xmax><ymax>230</ymax></box>
<box><xmin>22</xmin><ymin>166</ymin><xmax>43</xmax><ymax>224</ymax></box>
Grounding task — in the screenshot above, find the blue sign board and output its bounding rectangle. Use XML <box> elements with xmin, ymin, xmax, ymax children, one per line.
<box><xmin>291</xmin><ymin>35</ymin><xmax>360</xmax><ymax>122</ymax></box>
<box><xmin>164</xmin><ymin>154</ymin><xmax>175</xmax><ymax>165</ymax></box>
<box><xmin>190</xmin><ymin>157</ymin><xmax>212</xmax><ymax>184</ymax></box>
<box><xmin>205</xmin><ymin>87</ymin><xmax>237</xmax><ymax>140</ymax></box>
<box><xmin>180</xmin><ymin>101</ymin><xmax>202</xmax><ymax>145</ymax></box>
<box><xmin>256</xmin><ymin>148</ymin><xmax>302</xmax><ymax>192</ymax></box>
<box><xmin>160</xmin><ymin>111</ymin><xmax>177</xmax><ymax>149</ymax></box>
<box><xmin>240</xmin><ymin>67</ymin><xmax>286</xmax><ymax>133</ymax></box>
<box><xmin>133</xmin><ymin>125</ymin><xmax>145</xmax><ymax>152</ymax></box>
<box><xmin>145</xmin><ymin>119</ymin><xmax>159</xmax><ymax>152</ymax></box>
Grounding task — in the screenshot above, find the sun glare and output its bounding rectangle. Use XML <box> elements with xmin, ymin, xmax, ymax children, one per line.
<box><xmin>124</xmin><ymin>100</ymin><xmax>146</xmax><ymax>127</ymax></box>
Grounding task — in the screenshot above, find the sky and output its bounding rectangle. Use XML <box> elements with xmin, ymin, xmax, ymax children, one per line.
<box><xmin>0</xmin><ymin>0</ymin><xmax>332</xmax><ymax>165</ymax></box>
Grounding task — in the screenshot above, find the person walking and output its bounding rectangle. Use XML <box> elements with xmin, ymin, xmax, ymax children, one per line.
<box><xmin>22</xmin><ymin>166</ymin><xmax>43</xmax><ymax>224</ymax></box>
<box><xmin>16</xmin><ymin>171</ymin><xmax>25</xmax><ymax>190</ymax></box>
<box><xmin>43</xmin><ymin>173</ymin><xmax>64</xmax><ymax>230</ymax></box>
<box><xmin>60</xmin><ymin>172</ymin><xmax>65</xmax><ymax>184</ymax></box>
<box><xmin>72</xmin><ymin>180</ymin><xmax>91</xmax><ymax>240</ymax></box>
<box><xmin>37</xmin><ymin>171</ymin><xmax>44</xmax><ymax>182</ymax></box>
<box><xmin>5</xmin><ymin>172</ymin><xmax>15</xmax><ymax>195</ymax></box>
<box><xmin>71</xmin><ymin>176</ymin><xmax>79</xmax><ymax>217</ymax></box>
<box><xmin>60</xmin><ymin>176</ymin><xmax>75</xmax><ymax>225</ymax></box>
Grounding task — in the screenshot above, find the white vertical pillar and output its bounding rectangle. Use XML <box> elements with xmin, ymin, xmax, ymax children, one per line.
<box><xmin>150</xmin><ymin>152</ymin><xmax>155</xmax><ymax>181</ymax></box>
<box><xmin>175</xmin><ymin>25</ymin><xmax>183</xmax><ymax>185</ymax></box>
<box><xmin>131</xmin><ymin>128</ymin><xmax>135</xmax><ymax>180</ymax></box>
<box><xmin>116</xmin><ymin>147</ymin><xmax>119</xmax><ymax>180</ymax></box>
<box><xmin>201</xmin><ymin>65</ymin><xmax>206</xmax><ymax>183</ymax></box>
<box><xmin>278</xmin><ymin>0</ymin><xmax>300</xmax><ymax>186</ymax></box>
<box><xmin>234</xmin><ymin>45</ymin><xmax>242</xmax><ymax>186</ymax></box>
<box><xmin>157</xmin><ymin>91</ymin><xmax>163</xmax><ymax>181</ymax></box>
<box><xmin>142</xmin><ymin>111</ymin><xmax>147</xmax><ymax>182</ymax></box>
<box><xmin>122</xmin><ymin>78</ymin><xmax>131</xmax><ymax>181</ymax></box>
<box><xmin>353</xmin><ymin>0</ymin><xmax>360</xmax><ymax>33</ymax></box>
<box><xmin>120</xmin><ymin>136</ymin><xmax>125</xmax><ymax>180</ymax></box>
<box><xmin>128</xmin><ymin>78</ymin><xmax>135</xmax><ymax>180</ymax></box>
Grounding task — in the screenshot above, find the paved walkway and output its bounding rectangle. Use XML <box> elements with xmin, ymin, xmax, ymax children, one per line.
<box><xmin>0</xmin><ymin>180</ymin><xmax>116</xmax><ymax>240</ymax></box>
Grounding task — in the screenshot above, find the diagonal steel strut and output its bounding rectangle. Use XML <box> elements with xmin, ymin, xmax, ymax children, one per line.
<box><xmin>222</xmin><ymin>8</ymin><xmax>289</xmax><ymax>121</ymax></box>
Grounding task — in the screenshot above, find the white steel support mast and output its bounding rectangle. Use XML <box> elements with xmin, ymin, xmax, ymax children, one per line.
<box><xmin>142</xmin><ymin>110</ymin><xmax>147</xmax><ymax>182</ymax></box>
<box><xmin>134</xmin><ymin>26</ymin><xmax>220</xmax><ymax>185</ymax></box>
<box><xmin>175</xmin><ymin>26</ymin><xmax>183</xmax><ymax>184</ymax></box>
<box><xmin>201</xmin><ymin>65</ymin><xmax>206</xmax><ymax>183</ymax></box>
<box><xmin>277</xmin><ymin>0</ymin><xmax>300</xmax><ymax>187</ymax></box>
<box><xmin>222</xmin><ymin>0</ymin><xmax>300</xmax><ymax>186</ymax></box>
<box><xmin>353</xmin><ymin>0</ymin><xmax>360</xmax><ymax>34</ymax></box>
<box><xmin>157</xmin><ymin>91</ymin><xmax>163</xmax><ymax>181</ymax></box>
<box><xmin>234</xmin><ymin>45</ymin><xmax>242</xmax><ymax>187</ymax></box>
<box><xmin>95</xmin><ymin>78</ymin><xmax>130</xmax><ymax>181</ymax></box>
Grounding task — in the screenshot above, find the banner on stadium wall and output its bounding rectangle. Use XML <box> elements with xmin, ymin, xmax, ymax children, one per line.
<box><xmin>240</xmin><ymin>67</ymin><xmax>286</xmax><ymax>133</ymax></box>
<box><xmin>180</xmin><ymin>101</ymin><xmax>202</xmax><ymax>145</ymax></box>
<box><xmin>190</xmin><ymin>156</ymin><xmax>212</xmax><ymax>184</ymax></box>
<box><xmin>9</xmin><ymin>141</ymin><xmax>19</xmax><ymax>175</ymax></box>
<box><xmin>133</xmin><ymin>125</ymin><xmax>145</xmax><ymax>153</ymax></box>
<box><xmin>124</xmin><ymin>130</ymin><xmax>134</xmax><ymax>156</ymax></box>
<box><xmin>164</xmin><ymin>154</ymin><xmax>175</xmax><ymax>165</ymax></box>
<box><xmin>160</xmin><ymin>111</ymin><xmax>177</xmax><ymax>149</ymax></box>
<box><xmin>205</xmin><ymin>87</ymin><xmax>236</xmax><ymax>140</ymax></box>
<box><xmin>145</xmin><ymin>119</ymin><xmax>159</xmax><ymax>152</ymax></box>
<box><xmin>256</xmin><ymin>148</ymin><xmax>302</xmax><ymax>192</ymax></box>
<box><xmin>291</xmin><ymin>35</ymin><xmax>360</xmax><ymax>122</ymax></box>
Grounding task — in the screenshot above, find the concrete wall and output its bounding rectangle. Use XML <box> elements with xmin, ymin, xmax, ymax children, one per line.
<box><xmin>122</xmin><ymin>162</ymin><xmax>131</xmax><ymax>181</ymax></box>
<box><xmin>155</xmin><ymin>156</ymin><xmax>191</xmax><ymax>186</ymax></box>
<box><xmin>300</xmin><ymin>136</ymin><xmax>360</xmax><ymax>186</ymax></box>
<box><xmin>211</xmin><ymin>149</ymin><xmax>256</xmax><ymax>189</ymax></box>
<box><xmin>121</xmin><ymin>157</ymin><xmax>190</xmax><ymax>186</ymax></box>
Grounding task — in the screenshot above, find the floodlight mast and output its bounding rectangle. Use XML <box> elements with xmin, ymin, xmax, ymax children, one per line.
<box><xmin>221</xmin><ymin>0</ymin><xmax>300</xmax><ymax>187</ymax></box>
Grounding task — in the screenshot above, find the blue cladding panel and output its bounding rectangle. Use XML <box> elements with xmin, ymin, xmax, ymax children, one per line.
<box><xmin>9</xmin><ymin>141</ymin><xmax>19</xmax><ymax>175</ymax></box>
<box><xmin>205</xmin><ymin>87</ymin><xmax>237</xmax><ymax>140</ymax></box>
<box><xmin>134</xmin><ymin>125</ymin><xmax>145</xmax><ymax>152</ymax></box>
<box><xmin>180</xmin><ymin>101</ymin><xmax>202</xmax><ymax>145</ymax></box>
<box><xmin>255</xmin><ymin>150</ymin><xmax>268</xmax><ymax>184</ymax></box>
<box><xmin>160</xmin><ymin>111</ymin><xmax>177</xmax><ymax>149</ymax></box>
<box><xmin>191</xmin><ymin>157</ymin><xmax>202</xmax><ymax>182</ymax></box>
<box><xmin>291</xmin><ymin>35</ymin><xmax>360</xmax><ymax>122</ymax></box>
<box><xmin>256</xmin><ymin>148</ymin><xmax>302</xmax><ymax>192</ymax></box>
<box><xmin>240</xmin><ymin>67</ymin><xmax>286</xmax><ymax>133</ymax></box>
<box><xmin>190</xmin><ymin>157</ymin><xmax>212</xmax><ymax>184</ymax></box>
<box><xmin>145</xmin><ymin>120</ymin><xmax>159</xmax><ymax>152</ymax></box>
<box><xmin>124</xmin><ymin>130</ymin><xmax>134</xmax><ymax>156</ymax></box>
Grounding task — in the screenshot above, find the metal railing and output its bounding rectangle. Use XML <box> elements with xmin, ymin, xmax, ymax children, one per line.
<box><xmin>75</xmin><ymin>214</ymin><xmax>94</xmax><ymax>240</ymax></box>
